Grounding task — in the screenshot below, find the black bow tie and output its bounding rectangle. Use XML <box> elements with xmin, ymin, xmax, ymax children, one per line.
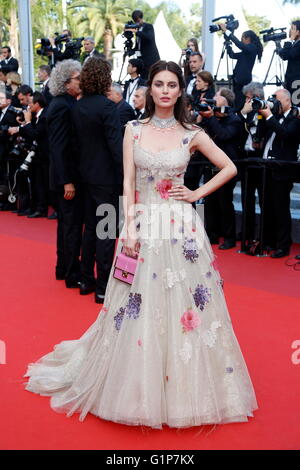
<box><xmin>129</xmin><ymin>78</ymin><xmax>137</xmax><ymax>83</ymax></box>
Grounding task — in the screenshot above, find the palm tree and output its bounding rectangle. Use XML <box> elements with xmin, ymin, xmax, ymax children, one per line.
<box><xmin>69</xmin><ymin>0</ymin><xmax>130</xmax><ymax>59</ymax></box>
<box><xmin>0</xmin><ymin>0</ymin><xmax>19</xmax><ymax>58</ymax></box>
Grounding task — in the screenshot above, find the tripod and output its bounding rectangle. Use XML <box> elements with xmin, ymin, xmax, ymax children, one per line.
<box><xmin>214</xmin><ymin>40</ymin><xmax>234</xmax><ymax>90</ymax></box>
<box><xmin>263</xmin><ymin>44</ymin><xmax>285</xmax><ymax>87</ymax></box>
<box><xmin>117</xmin><ymin>36</ymin><xmax>136</xmax><ymax>85</ymax></box>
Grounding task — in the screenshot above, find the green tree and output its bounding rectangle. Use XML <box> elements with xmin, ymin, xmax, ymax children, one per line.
<box><xmin>69</xmin><ymin>0</ymin><xmax>130</xmax><ymax>59</ymax></box>
<box><xmin>243</xmin><ymin>9</ymin><xmax>271</xmax><ymax>38</ymax></box>
<box><xmin>0</xmin><ymin>0</ymin><xmax>19</xmax><ymax>58</ymax></box>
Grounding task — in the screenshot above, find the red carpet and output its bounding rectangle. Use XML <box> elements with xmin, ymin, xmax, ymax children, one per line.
<box><xmin>0</xmin><ymin>212</ymin><xmax>300</xmax><ymax>450</ymax></box>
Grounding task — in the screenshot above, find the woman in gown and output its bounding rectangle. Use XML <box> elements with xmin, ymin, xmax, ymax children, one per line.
<box><xmin>24</xmin><ymin>61</ymin><xmax>258</xmax><ymax>429</ymax></box>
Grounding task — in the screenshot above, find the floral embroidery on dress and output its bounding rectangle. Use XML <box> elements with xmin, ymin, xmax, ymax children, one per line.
<box><xmin>114</xmin><ymin>293</ymin><xmax>142</xmax><ymax>330</ymax></box>
<box><xmin>180</xmin><ymin>309</ymin><xmax>201</xmax><ymax>333</ymax></box>
<box><xmin>193</xmin><ymin>284</ymin><xmax>212</xmax><ymax>311</ymax></box>
<box><xmin>202</xmin><ymin>321</ymin><xmax>221</xmax><ymax>348</ymax></box>
<box><xmin>182</xmin><ymin>137</ymin><xmax>189</xmax><ymax>145</ymax></box>
<box><xmin>154</xmin><ymin>308</ymin><xmax>165</xmax><ymax>335</ymax></box>
<box><xmin>163</xmin><ymin>268</ymin><xmax>186</xmax><ymax>289</ymax></box>
<box><xmin>179</xmin><ymin>340</ymin><xmax>193</xmax><ymax>364</ymax></box>
<box><xmin>155</xmin><ymin>179</ymin><xmax>173</xmax><ymax>199</ymax></box>
<box><xmin>182</xmin><ymin>237</ymin><xmax>199</xmax><ymax>263</ymax></box>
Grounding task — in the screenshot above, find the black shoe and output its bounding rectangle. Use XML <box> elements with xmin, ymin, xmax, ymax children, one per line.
<box><xmin>65</xmin><ymin>279</ymin><xmax>80</xmax><ymax>288</ymax></box>
<box><xmin>95</xmin><ymin>292</ymin><xmax>106</xmax><ymax>304</ymax></box>
<box><xmin>295</xmin><ymin>255</ymin><xmax>300</xmax><ymax>260</ymax></box>
<box><xmin>219</xmin><ymin>241</ymin><xmax>236</xmax><ymax>250</ymax></box>
<box><xmin>271</xmin><ymin>249</ymin><xmax>290</xmax><ymax>259</ymax></box>
<box><xmin>18</xmin><ymin>208</ymin><xmax>32</xmax><ymax>216</ymax></box>
<box><xmin>48</xmin><ymin>211</ymin><xmax>57</xmax><ymax>220</ymax></box>
<box><xmin>209</xmin><ymin>236</ymin><xmax>219</xmax><ymax>245</ymax></box>
<box><xmin>79</xmin><ymin>282</ymin><xmax>96</xmax><ymax>295</ymax></box>
<box><xmin>27</xmin><ymin>211</ymin><xmax>47</xmax><ymax>218</ymax></box>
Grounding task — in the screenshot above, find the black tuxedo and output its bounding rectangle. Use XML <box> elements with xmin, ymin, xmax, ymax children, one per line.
<box><xmin>72</xmin><ymin>94</ymin><xmax>123</xmax><ymax>295</ymax></box>
<box><xmin>18</xmin><ymin>110</ymin><xmax>50</xmax><ymax>213</ymax></box>
<box><xmin>0</xmin><ymin>57</ymin><xmax>19</xmax><ymax>73</ymax></box>
<box><xmin>135</xmin><ymin>23</ymin><xmax>160</xmax><ymax>79</ymax></box>
<box><xmin>237</xmin><ymin>111</ymin><xmax>268</xmax><ymax>241</ymax></box>
<box><xmin>278</xmin><ymin>40</ymin><xmax>300</xmax><ymax>96</ymax></box>
<box><xmin>123</xmin><ymin>76</ymin><xmax>147</xmax><ymax>103</ymax></box>
<box><xmin>0</xmin><ymin>107</ymin><xmax>18</xmax><ymax>191</ymax></box>
<box><xmin>185</xmin><ymin>75</ymin><xmax>199</xmax><ymax>100</ymax></box>
<box><xmin>263</xmin><ymin>111</ymin><xmax>300</xmax><ymax>252</ymax></box>
<box><xmin>46</xmin><ymin>94</ymin><xmax>80</xmax><ymax>191</ymax></box>
<box><xmin>116</xmin><ymin>99</ymin><xmax>136</xmax><ymax>134</ymax></box>
<box><xmin>41</xmin><ymin>81</ymin><xmax>53</xmax><ymax>106</ymax></box>
<box><xmin>46</xmin><ymin>93</ymin><xmax>83</xmax><ymax>285</ymax></box>
<box><xmin>81</xmin><ymin>49</ymin><xmax>105</xmax><ymax>63</ymax></box>
<box><xmin>201</xmin><ymin>112</ymin><xmax>243</xmax><ymax>244</ymax></box>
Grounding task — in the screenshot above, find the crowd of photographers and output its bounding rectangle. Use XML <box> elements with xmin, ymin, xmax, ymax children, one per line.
<box><xmin>0</xmin><ymin>11</ymin><xmax>300</xmax><ymax>302</ymax></box>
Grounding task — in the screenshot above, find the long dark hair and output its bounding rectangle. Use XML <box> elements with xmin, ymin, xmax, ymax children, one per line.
<box><xmin>144</xmin><ymin>60</ymin><xmax>191</xmax><ymax>128</ymax></box>
<box><xmin>243</xmin><ymin>30</ymin><xmax>263</xmax><ymax>62</ymax></box>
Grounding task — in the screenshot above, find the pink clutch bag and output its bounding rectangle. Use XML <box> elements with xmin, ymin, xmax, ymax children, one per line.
<box><xmin>113</xmin><ymin>249</ymin><xmax>138</xmax><ymax>285</ymax></box>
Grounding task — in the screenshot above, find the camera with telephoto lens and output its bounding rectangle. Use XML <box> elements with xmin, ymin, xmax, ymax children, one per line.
<box><xmin>260</xmin><ymin>27</ymin><xmax>287</xmax><ymax>44</ymax></box>
<box><xmin>194</xmin><ymin>99</ymin><xmax>216</xmax><ymax>112</ymax></box>
<box><xmin>209</xmin><ymin>15</ymin><xmax>239</xmax><ymax>34</ymax></box>
<box><xmin>19</xmin><ymin>142</ymin><xmax>37</xmax><ymax>172</ymax></box>
<box><xmin>183</xmin><ymin>48</ymin><xmax>193</xmax><ymax>59</ymax></box>
<box><xmin>124</xmin><ymin>21</ymin><xmax>140</xmax><ymax>39</ymax></box>
<box><xmin>10</xmin><ymin>136</ymin><xmax>29</xmax><ymax>158</ymax></box>
<box><xmin>36</xmin><ymin>37</ymin><xmax>52</xmax><ymax>56</ymax></box>
<box><xmin>9</xmin><ymin>106</ymin><xmax>25</xmax><ymax>122</ymax></box>
<box><xmin>251</xmin><ymin>95</ymin><xmax>282</xmax><ymax>114</ymax></box>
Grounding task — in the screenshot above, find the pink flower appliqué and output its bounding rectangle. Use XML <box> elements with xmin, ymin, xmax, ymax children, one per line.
<box><xmin>135</xmin><ymin>191</ymin><xmax>140</xmax><ymax>203</ymax></box>
<box><xmin>180</xmin><ymin>309</ymin><xmax>201</xmax><ymax>333</ymax></box>
<box><xmin>155</xmin><ymin>179</ymin><xmax>173</xmax><ymax>199</ymax></box>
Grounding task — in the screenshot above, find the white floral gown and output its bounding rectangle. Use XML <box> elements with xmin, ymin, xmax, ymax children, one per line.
<box><xmin>24</xmin><ymin>121</ymin><xmax>258</xmax><ymax>429</ymax></box>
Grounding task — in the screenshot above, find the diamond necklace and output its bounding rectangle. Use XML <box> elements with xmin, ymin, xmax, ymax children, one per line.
<box><xmin>150</xmin><ymin>115</ymin><xmax>178</xmax><ymax>131</ymax></box>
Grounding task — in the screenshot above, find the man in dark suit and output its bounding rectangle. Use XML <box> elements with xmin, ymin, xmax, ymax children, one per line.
<box><xmin>278</xmin><ymin>21</ymin><xmax>300</xmax><ymax>101</ymax></box>
<box><xmin>185</xmin><ymin>52</ymin><xmax>204</xmax><ymax>101</ymax></box>
<box><xmin>9</xmin><ymin>92</ymin><xmax>50</xmax><ymax>218</ymax></box>
<box><xmin>123</xmin><ymin>58</ymin><xmax>146</xmax><ymax>108</ymax></box>
<box><xmin>0</xmin><ymin>91</ymin><xmax>18</xmax><ymax>210</ymax></box>
<box><xmin>46</xmin><ymin>59</ymin><xmax>83</xmax><ymax>287</ymax></box>
<box><xmin>0</xmin><ymin>46</ymin><xmax>19</xmax><ymax>73</ymax></box>
<box><xmin>107</xmin><ymin>82</ymin><xmax>135</xmax><ymax>134</ymax></box>
<box><xmin>38</xmin><ymin>65</ymin><xmax>53</xmax><ymax>106</ymax></box>
<box><xmin>72</xmin><ymin>57</ymin><xmax>123</xmax><ymax>304</ymax></box>
<box><xmin>82</xmin><ymin>37</ymin><xmax>105</xmax><ymax>63</ymax></box>
<box><xmin>199</xmin><ymin>88</ymin><xmax>243</xmax><ymax>249</ymax></box>
<box><xmin>132</xmin><ymin>86</ymin><xmax>147</xmax><ymax>119</ymax></box>
<box><xmin>260</xmin><ymin>88</ymin><xmax>300</xmax><ymax>258</ymax></box>
<box><xmin>126</xmin><ymin>10</ymin><xmax>160</xmax><ymax>80</ymax></box>
<box><xmin>237</xmin><ymin>82</ymin><xmax>268</xmax><ymax>245</ymax></box>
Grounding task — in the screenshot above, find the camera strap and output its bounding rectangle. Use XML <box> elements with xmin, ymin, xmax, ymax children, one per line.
<box><xmin>6</xmin><ymin>161</ymin><xmax>18</xmax><ymax>203</ymax></box>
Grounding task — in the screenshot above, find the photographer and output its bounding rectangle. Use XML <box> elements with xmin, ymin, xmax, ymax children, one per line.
<box><xmin>72</xmin><ymin>58</ymin><xmax>123</xmax><ymax>303</ymax></box>
<box><xmin>195</xmin><ymin>70</ymin><xmax>215</xmax><ymax>102</ymax></box>
<box><xmin>238</xmin><ymin>82</ymin><xmax>268</xmax><ymax>247</ymax></box>
<box><xmin>179</xmin><ymin>38</ymin><xmax>200</xmax><ymax>81</ymax></box>
<box><xmin>123</xmin><ymin>58</ymin><xmax>146</xmax><ymax>108</ymax></box>
<box><xmin>220</xmin><ymin>24</ymin><xmax>263</xmax><ymax>111</ymax></box>
<box><xmin>0</xmin><ymin>46</ymin><xmax>19</xmax><ymax>73</ymax></box>
<box><xmin>185</xmin><ymin>52</ymin><xmax>204</xmax><ymax>98</ymax></box>
<box><xmin>0</xmin><ymin>90</ymin><xmax>18</xmax><ymax>210</ymax></box>
<box><xmin>277</xmin><ymin>20</ymin><xmax>300</xmax><ymax>100</ymax></box>
<box><xmin>48</xmin><ymin>30</ymin><xmax>83</xmax><ymax>65</ymax></box>
<box><xmin>107</xmin><ymin>82</ymin><xmax>135</xmax><ymax>134</ymax></box>
<box><xmin>46</xmin><ymin>59</ymin><xmax>83</xmax><ymax>287</ymax></box>
<box><xmin>16</xmin><ymin>85</ymin><xmax>33</xmax><ymax>107</ymax></box>
<box><xmin>38</xmin><ymin>65</ymin><xmax>52</xmax><ymax>106</ymax></box>
<box><xmin>199</xmin><ymin>88</ymin><xmax>243</xmax><ymax>249</ymax></box>
<box><xmin>125</xmin><ymin>10</ymin><xmax>160</xmax><ymax>79</ymax></box>
<box><xmin>259</xmin><ymin>88</ymin><xmax>300</xmax><ymax>258</ymax></box>
<box><xmin>9</xmin><ymin>92</ymin><xmax>49</xmax><ymax>218</ymax></box>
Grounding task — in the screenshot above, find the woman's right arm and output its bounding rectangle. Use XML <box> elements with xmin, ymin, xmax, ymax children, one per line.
<box><xmin>122</xmin><ymin>124</ymin><xmax>139</xmax><ymax>258</ymax></box>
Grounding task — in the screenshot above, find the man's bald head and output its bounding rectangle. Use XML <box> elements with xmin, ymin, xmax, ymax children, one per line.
<box><xmin>275</xmin><ymin>88</ymin><xmax>292</xmax><ymax>113</ymax></box>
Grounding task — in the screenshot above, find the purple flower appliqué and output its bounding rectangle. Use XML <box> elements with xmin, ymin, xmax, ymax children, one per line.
<box><xmin>182</xmin><ymin>237</ymin><xmax>199</xmax><ymax>263</ymax></box>
<box><xmin>193</xmin><ymin>284</ymin><xmax>211</xmax><ymax>311</ymax></box>
<box><xmin>147</xmin><ymin>175</ymin><xmax>155</xmax><ymax>182</ymax></box>
<box><xmin>132</xmin><ymin>120</ymin><xmax>139</xmax><ymax>126</ymax></box>
<box><xmin>182</xmin><ymin>137</ymin><xmax>189</xmax><ymax>145</ymax></box>
<box><xmin>114</xmin><ymin>293</ymin><xmax>142</xmax><ymax>330</ymax></box>
<box><xmin>114</xmin><ymin>307</ymin><xmax>126</xmax><ymax>331</ymax></box>
<box><xmin>126</xmin><ymin>293</ymin><xmax>142</xmax><ymax>319</ymax></box>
